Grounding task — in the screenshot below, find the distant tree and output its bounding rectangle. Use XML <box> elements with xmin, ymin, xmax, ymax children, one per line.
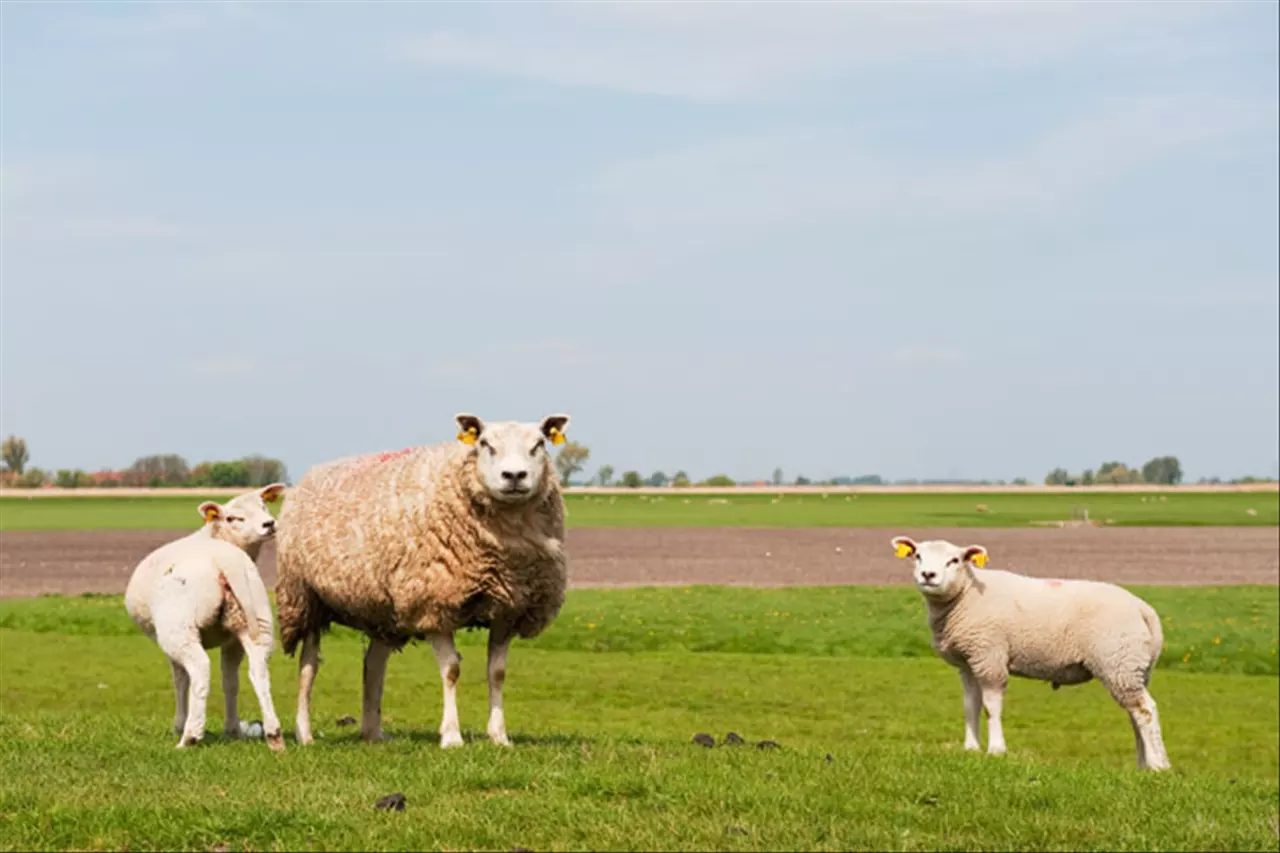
<box><xmin>554</xmin><ymin>441</ymin><xmax>590</xmax><ymax>486</ymax></box>
<box><xmin>1044</xmin><ymin>468</ymin><xmax>1070</xmax><ymax>486</ymax></box>
<box><xmin>1012</xmin><ymin>477</ymin><xmax>1029</xmax><ymax>486</ymax></box>
<box><xmin>701</xmin><ymin>474</ymin><xmax>735</xmax><ymax>487</ymax></box>
<box><xmin>646</xmin><ymin>470</ymin><xmax>669</xmax><ymax>488</ymax></box>
<box><xmin>595</xmin><ymin>465</ymin><xmax>615</xmax><ymax>487</ymax></box>
<box><xmin>55</xmin><ymin>469</ymin><xmax>93</xmax><ymax>488</ymax></box>
<box><xmin>671</xmin><ymin>470</ymin><xmax>691</xmax><ymax>487</ymax></box>
<box><xmin>1096</xmin><ymin>461</ymin><xmax>1142</xmax><ymax>486</ymax></box>
<box><xmin>19</xmin><ymin>467</ymin><xmax>48</xmax><ymax>488</ymax></box>
<box><xmin>243</xmin><ymin>455</ymin><xmax>289</xmax><ymax>487</ymax></box>
<box><xmin>619</xmin><ymin>470</ymin><xmax>643</xmax><ymax>489</ymax></box>
<box><xmin>1141</xmin><ymin>456</ymin><xmax>1183</xmax><ymax>486</ymax></box>
<box><xmin>772</xmin><ymin>467</ymin><xmax>784</xmax><ymax>486</ymax></box>
<box><xmin>795</xmin><ymin>475</ymin><xmax>812</xmax><ymax>486</ymax></box>
<box><xmin>123</xmin><ymin>454</ymin><xmax>190</xmax><ymax>487</ymax></box>
<box><xmin>851</xmin><ymin>474</ymin><xmax>883</xmax><ymax>485</ymax></box>
<box><xmin>1081</xmin><ymin>469</ymin><xmax>1096</xmax><ymax>486</ymax></box>
<box><xmin>2</xmin><ymin>435</ymin><xmax>29</xmax><ymax>475</ymax></box>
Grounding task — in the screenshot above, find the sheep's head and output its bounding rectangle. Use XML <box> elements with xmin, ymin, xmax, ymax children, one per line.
<box><xmin>891</xmin><ymin>536</ymin><xmax>988</xmax><ymax>599</ymax></box>
<box><xmin>199</xmin><ymin>483</ymin><xmax>285</xmax><ymax>553</ymax></box>
<box><xmin>456</xmin><ymin>413</ymin><xmax>570</xmax><ymax>505</ymax></box>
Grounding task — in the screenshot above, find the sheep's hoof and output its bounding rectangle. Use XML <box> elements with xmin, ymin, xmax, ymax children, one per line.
<box><xmin>296</xmin><ymin>733</ymin><xmax>314</xmax><ymax>747</ymax></box>
<box><xmin>488</xmin><ymin>732</ymin><xmax>512</xmax><ymax>747</ymax></box>
<box><xmin>439</xmin><ymin>731</ymin><xmax>464</xmax><ymax>749</ymax></box>
<box><xmin>988</xmin><ymin>746</ymin><xmax>1007</xmax><ymax>757</ymax></box>
<box><xmin>266</xmin><ymin>731</ymin><xmax>286</xmax><ymax>753</ymax></box>
<box><xmin>362</xmin><ymin>730</ymin><xmax>386</xmax><ymax>744</ymax></box>
<box><xmin>176</xmin><ymin>734</ymin><xmax>202</xmax><ymax>749</ymax></box>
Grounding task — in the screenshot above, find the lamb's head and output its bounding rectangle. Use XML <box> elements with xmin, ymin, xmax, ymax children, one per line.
<box><xmin>456</xmin><ymin>413</ymin><xmax>570</xmax><ymax>505</ymax></box>
<box><xmin>198</xmin><ymin>483</ymin><xmax>286</xmax><ymax>553</ymax></box>
<box><xmin>891</xmin><ymin>536</ymin><xmax>988</xmax><ymax>600</ymax></box>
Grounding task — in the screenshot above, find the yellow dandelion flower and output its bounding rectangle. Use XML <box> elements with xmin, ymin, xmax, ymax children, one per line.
<box><xmin>1213</xmin><ymin>636</ymin><xmax>1221</xmax><ymax>645</ymax></box>
<box><xmin>1182</xmin><ymin>653</ymin><xmax>1192</xmax><ymax>664</ymax></box>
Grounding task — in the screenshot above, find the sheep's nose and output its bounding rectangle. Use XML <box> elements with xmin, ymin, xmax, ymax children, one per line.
<box><xmin>501</xmin><ymin>470</ymin><xmax>529</xmax><ymax>482</ymax></box>
<box><xmin>262</xmin><ymin>519</ymin><xmax>276</xmax><ymax>531</ymax></box>
<box><xmin>921</xmin><ymin>570</ymin><xmax>936</xmax><ymax>582</ymax></box>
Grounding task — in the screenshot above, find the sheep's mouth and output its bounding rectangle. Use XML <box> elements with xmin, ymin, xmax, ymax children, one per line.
<box><xmin>498</xmin><ymin>486</ymin><xmax>532</xmax><ymax>499</ymax></box>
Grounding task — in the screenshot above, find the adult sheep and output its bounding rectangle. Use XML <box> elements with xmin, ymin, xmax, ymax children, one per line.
<box><xmin>276</xmin><ymin>413</ymin><xmax>571</xmax><ymax>748</ymax></box>
<box><xmin>891</xmin><ymin>536</ymin><xmax>1170</xmax><ymax>771</ymax></box>
<box><xmin>124</xmin><ymin>484</ymin><xmax>287</xmax><ymax>751</ymax></box>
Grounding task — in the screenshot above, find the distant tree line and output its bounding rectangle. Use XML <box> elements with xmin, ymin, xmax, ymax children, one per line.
<box><xmin>1044</xmin><ymin>457</ymin><xmax>1183</xmax><ymax>487</ymax></box>
<box><xmin>0</xmin><ymin>436</ymin><xmax>287</xmax><ymax>489</ymax></box>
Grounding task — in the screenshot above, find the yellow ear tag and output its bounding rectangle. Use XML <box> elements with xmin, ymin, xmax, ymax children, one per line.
<box><xmin>458</xmin><ymin>428</ymin><xmax>478</xmax><ymax>445</ymax></box>
<box><xmin>203</xmin><ymin>508</ymin><xmax>219</xmax><ymax>523</ymax></box>
<box><xmin>549</xmin><ymin>427</ymin><xmax>566</xmax><ymax>446</ymax></box>
<box><xmin>894</xmin><ymin>543</ymin><xmax>913</xmax><ymax>559</ymax></box>
<box><xmin>972</xmin><ymin>553</ymin><xmax>988</xmax><ymax>568</ymax></box>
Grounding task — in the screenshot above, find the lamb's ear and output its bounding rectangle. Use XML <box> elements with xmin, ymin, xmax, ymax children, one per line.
<box><xmin>259</xmin><ymin>483</ymin><xmax>286</xmax><ymax>504</ymax></box>
<box><xmin>455</xmin><ymin>413</ymin><xmax>484</xmax><ymax>445</ymax></box>
<box><xmin>541</xmin><ymin>414</ymin><xmax>570</xmax><ymax>446</ymax></box>
<box><xmin>963</xmin><ymin>545</ymin><xmax>989</xmax><ymax>568</ymax></box>
<box><xmin>198</xmin><ymin>501</ymin><xmax>223</xmax><ymax>524</ymax></box>
<box><xmin>891</xmin><ymin>536</ymin><xmax>918</xmax><ymax>559</ymax></box>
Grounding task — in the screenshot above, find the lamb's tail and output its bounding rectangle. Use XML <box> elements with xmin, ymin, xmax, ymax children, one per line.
<box><xmin>218</xmin><ymin>560</ymin><xmax>273</xmax><ymax>644</ymax></box>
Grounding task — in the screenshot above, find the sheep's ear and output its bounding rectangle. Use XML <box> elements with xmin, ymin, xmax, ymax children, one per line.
<box><xmin>455</xmin><ymin>414</ymin><xmax>484</xmax><ymax>445</ymax></box>
<box><xmin>199</xmin><ymin>501</ymin><xmax>223</xmax><ymax>524</ymax></box>
<box><xmin>963</xmin><ymin>546</ymin><xmax>989</xmax><ymax>568</ymax></box>
<box><xmin>541</xmin><ymin>414</ymin><xmax>570</xmax><ymax>446</ymax></box>
<box><xmin>891</xmin><ymin>536</ymin><xmax>918</xmax><ymax>559</ymax></box>
<box><xmin>259</xmin><ymin>483</ymin><xmax>286</xmax><ymax>504</ymax></box>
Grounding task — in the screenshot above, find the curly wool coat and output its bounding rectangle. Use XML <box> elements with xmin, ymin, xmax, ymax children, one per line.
<box><xmin>275</xmin><ymin>442</ymin><xmax>567</xmax><ymax>655</ymax></box>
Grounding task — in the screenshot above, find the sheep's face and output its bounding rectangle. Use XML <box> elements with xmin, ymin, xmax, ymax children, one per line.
<box><xmin>891</xmin><ymin>536</ymin><xmax>988</xmax><ymax>599</ymax></box>
<box><xmin>199</xmin><ymin>483</ymin><xmax>285</xmax><ymax>551</ymax></box>
<box><xmin>456</xmin><ymin>413</ymin><xmax>570</xmax><ymax>505</ymax></box>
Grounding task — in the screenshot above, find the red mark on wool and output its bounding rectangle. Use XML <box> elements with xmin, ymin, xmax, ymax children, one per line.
<box><xmin>373</xmin><ymin>448</ymin><xmax>413</xmax><ymax>464</ymax></box>
<box><xmin>1045</xmin><ymin>580</ymin><xmax>1064</xmax><ymax>588</ymax></box>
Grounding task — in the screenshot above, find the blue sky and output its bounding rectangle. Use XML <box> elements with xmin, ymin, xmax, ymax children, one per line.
<box><xmin>2</xmin><ymin>1</ymin><xmax>1277</xmax><ymax>483</ymax></box>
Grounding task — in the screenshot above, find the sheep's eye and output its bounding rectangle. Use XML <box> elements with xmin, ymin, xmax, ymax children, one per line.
<box><xmin>530</xmin><ymin>440</ymin><xmax>545</xmax><ymax>456</ymax></box>
<box><xmin>226</xmin><ymin>516</ymin><xmax>243</xmax><ymax>523</ymax></box>
<box><xmin>479</xmin><ymin>439</ymin><xmax>495</xmax><ymax>456</ymax></box>
<box><xmin>948</xmin><ymin>558</ymin><xmax>959</xmax><ymax>566</ymax></box>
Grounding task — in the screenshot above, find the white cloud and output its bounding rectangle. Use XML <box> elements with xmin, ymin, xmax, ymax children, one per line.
<box><xmin>391</xmin><ymin>1</ymin><xmax>1224</xmax><ymax>101</ymax></box>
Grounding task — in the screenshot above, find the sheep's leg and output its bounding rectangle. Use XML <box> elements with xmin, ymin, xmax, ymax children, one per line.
<box><xmin>241</xmin><ymin>640</ymin><xmax>285</xmax><ymax>753</ymax></box>
<box><xmin>1124</xmin><ymin>689</ymin><xmax>1170</xmax><ymax>772</ymax></box>
<box><xmin>430</xmin><ymin>633</ymin><xmax>464</xmax><ymax>749</ymax></box>
<box><xmin>170</xmin><ymin>660</ymin><xmax>190</xmax><ymax>736</ymax></box>
<box><xmin>295</xmin><ymin>632</ymin><xmax>321</xmax><ymax>746</ymax></box>
<box><xmin>486</xmin><ymin>625</ymin><xmax>513</xmax><ymax>747</ymax></box>
<box><xmin>361</xmin><ymin>639</ymin><xmax>393</xmax><ymax>743</ymax></box>
<box><xmin>1129</xmin><ymin>715</ymin><xmax>1149</xmax><ymax>770</ymax></box>
<box><xmin>980</xmin><ymin>680</ymin><xmax>1007</xmax><ymax>756</ymax></box>
<box><xmin>171</xmin><ymin>646</ymin><xmax>211</xmax><ymax>748</ymax></box>
<box><xmin>221</xmin><ymin>643</ymin><xmax>245</xmax><ymax>738</ymax></box>
<box><xmin>959</xmin><ymin>669</ymin><xmax>982</xmax><ymax>751</ymax></box>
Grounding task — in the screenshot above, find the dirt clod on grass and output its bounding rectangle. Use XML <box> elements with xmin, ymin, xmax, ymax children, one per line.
<box><xmin>374</xmin><ymin>793</ymin><xmax>406</xmax><ymax>812</ymax></box>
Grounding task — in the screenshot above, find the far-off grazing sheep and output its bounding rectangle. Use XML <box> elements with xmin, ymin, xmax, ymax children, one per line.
<box><xmin>891</xmin><ymin>536</ymin><xmax>1170</xmax><ymax>771</ymax></box>
<box><xmin>125</xmin><ymin>485</ymin><xmax>287</xmax><ymax>751</ymax></box>
<box><xmin>275</xmin><ymin>413</ymin><xmax>571</xmax><ymax>748</ymax></box>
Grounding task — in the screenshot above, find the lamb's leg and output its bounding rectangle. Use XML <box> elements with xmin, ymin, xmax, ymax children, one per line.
<box><xmin>361</xmin><ymin>638</ymin><xmax>393</xmax><ymax>743</ymax></box>
<box><xmin>241</xmin><ymin>639</ymin><xmax>285</xmax><ymax>753</ymax></box>
<box><xmin>486</xmin><ymin>624</ymin><xmax>513</xmax><ymax>747</ymax></box>
<box><xmin>221</xmin><ymin>643</ymin><xmax>245</xmax><ymax>738</ymax></box>
<box><xmin>430</xmin><ymin>632</ymin><xmax>464</xmax><ymax>749</ymax></box>
<box><xmin>295</xmin><ymin>632</ymin><xmax>321</xmax><ymax>746</ymax></box>
<box><xmin>1129</xmin><ymin>715</ymin><xmax>1149</xmax><ymax>770</ymax></box>
<box><xmin>171</xmin><ymin>646</ymin><xmax>211</xmax><ymax>749</ymax></box>
<box><xmin>959</xmin><ymin>669</ymin><xmax>982</xmax><ymax>751</ymax></box>
<box><xmin>170</xmin><ymin>660</ymin><xmax>190</xmax><ymax>736</ymax></box>
<box><xmin>980</xmin><ymin>679</ymin><xmax>1007</xmax><ymax>756</ymax></box>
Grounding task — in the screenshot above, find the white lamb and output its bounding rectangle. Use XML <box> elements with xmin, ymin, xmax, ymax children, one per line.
<box><xmin>891</xmin><ymin>536</ymin><xmax>1171</xmax><ymax>771</ymax></box>
<box><xmin>125</xmin><ymin>485</ymin><xmax>287</xmax><ymax>751</ymax></box>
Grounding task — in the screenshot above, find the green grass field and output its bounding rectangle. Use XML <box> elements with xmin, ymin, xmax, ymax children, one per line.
<box><xmin>2</xmin><ymin>490</ymin><xmax>1276</xmax><ymax>531</ymax></box>
<box><xmin>2</xmin><ymin>587</ymin><xmax>1277</xmax><ymax>851</ymax></box>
